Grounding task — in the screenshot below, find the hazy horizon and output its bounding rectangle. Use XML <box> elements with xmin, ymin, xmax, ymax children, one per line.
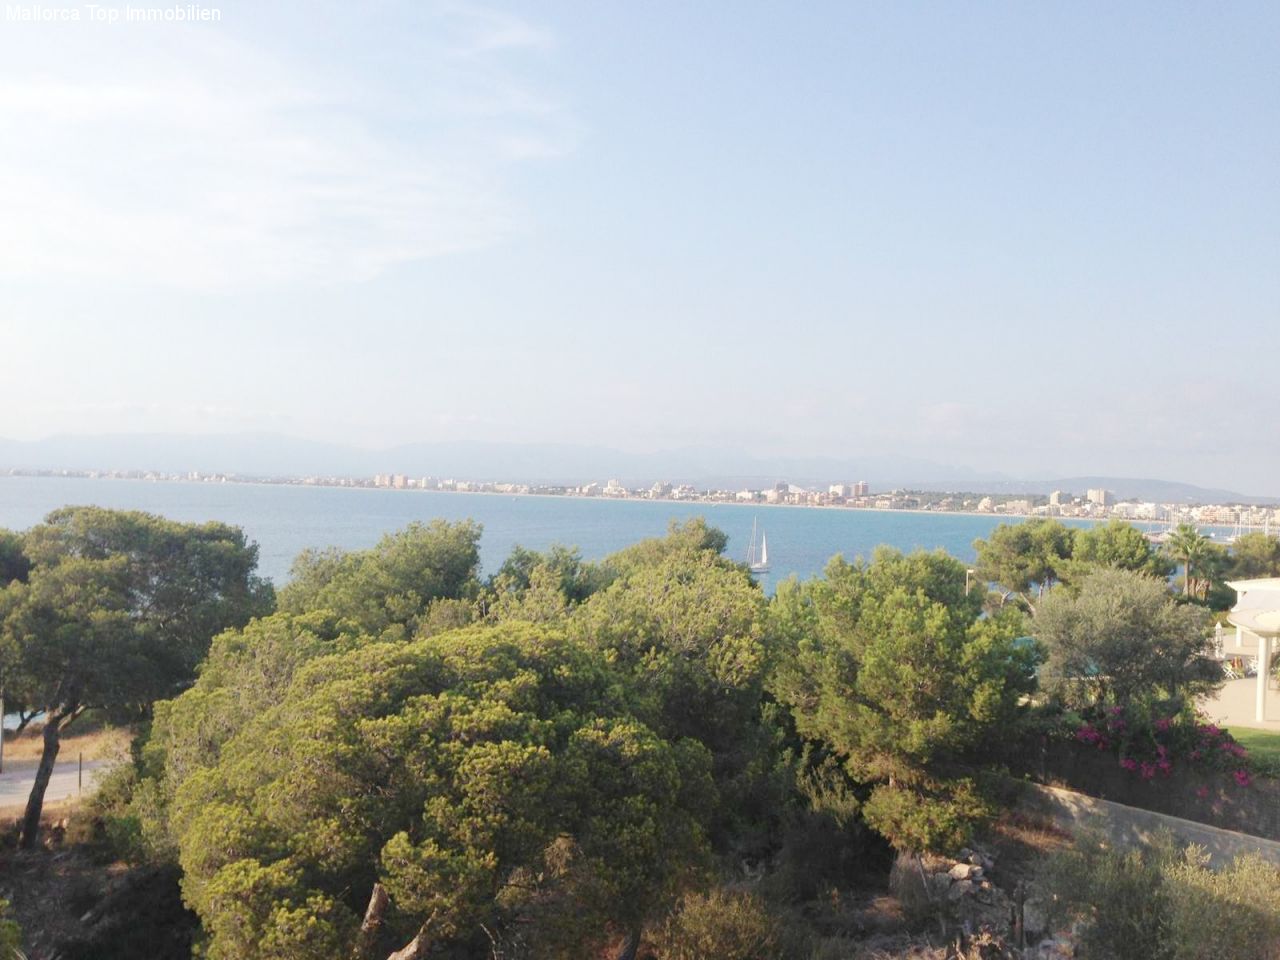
<box><xmin>2</xmin><ymin>2</ymin><xmax>1276</xmax><ymax>492</ymax></box>
<box><xmin>4</xmin><ymin>430</ymin><xmax>1278</xmax><ymax>502</ymax></box>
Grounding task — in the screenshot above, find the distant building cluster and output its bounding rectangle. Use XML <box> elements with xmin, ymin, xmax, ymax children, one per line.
<box><xmin>6</xmin><ymin>468</ymin><xmax>1279</xmax><ymax>531</ymax></box>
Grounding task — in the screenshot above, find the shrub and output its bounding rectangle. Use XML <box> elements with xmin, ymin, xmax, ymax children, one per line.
<box><xmin>650</xmin><ymin>888</ymin><xmax>792</xmax><ymax>960</ymax></box>
<box><xmin>1043</xmin><ymin>834</ymin><xmax>1280</xmax><ymax>960</ymax></box>
<box><xmin>63</xmin><ymin>762</ymin><xmax>150</xmax><ymax>864</ymax></box>
<box><xmin>0</xmin><ymin>899</ymin><xmax>21</xmax><ymax>959</ymax></box>
<box><xmin>1164</xmin><ymin>850</ymin><xmax>1280</xmax><ymax>960</ymax></box>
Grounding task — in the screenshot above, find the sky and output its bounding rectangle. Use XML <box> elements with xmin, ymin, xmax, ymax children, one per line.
<box><xmin>0</xmin><ymin>2</ymin><xmax>1276</xmax><ymax>492</ymax></box>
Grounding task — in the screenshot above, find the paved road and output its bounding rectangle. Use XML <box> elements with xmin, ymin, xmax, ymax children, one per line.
<box><xmin>0</xmin><ymin>758</ymin><xmax>109</xmax><ymax>810</ymax></box>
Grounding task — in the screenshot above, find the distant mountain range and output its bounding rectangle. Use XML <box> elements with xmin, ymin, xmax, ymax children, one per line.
<box><xmin>0</xmin><ymin>433</ymin><xmax>1273</xmax><ymax>504</ymax></box>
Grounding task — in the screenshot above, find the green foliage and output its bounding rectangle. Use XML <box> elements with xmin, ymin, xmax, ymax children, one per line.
<box><xmin>170</xmin><ymin>623</ymin><xmax>713</xmax><ymax>960</ymax></box>
<box><xmin>1163</xmin><ymin>849</ymin><xmax>1280</xmax><ymax>960</ymax></box>
<box><xmin>1035</xmin><ymin>568</ymin><xmax>1216</xmax><ymax>711</ymax></box>
<box><xmin>490</xmin><ymin>542</ymin><xmax>609</xmax><ymax>605</ymax></box>
<box><xmin>1067</xmin><ymin>520</ymin><xmax>1173</xmax><ymax>580</ymax></box>
<box><xmin>0</xmin><ymin>899</ymin><xmax>21</xmax><ymax>960</ymax></box>
<box><xmin>0</xmin><ymin>508</ymin><xmax>271</xmax><ymax>844</ymax></box>
<box><xmin>0</xmin><ymin>528</ymin><xmax>30</xmax><ymax>586</ymax></box>
<box><xmin>650</xmin><ymin>888</ymin><xmax>793</xmax><ymax>960</ymax></box>
<box><xmin>578</xmin><ymin>546</ymin><xmax>768</xmax><ymax>738</ymax></box>
<box><xmin>139</xmin><ymin>611</ymin><xmax>369</xmax><ymax>855</ymax></box>
<box><xmin>1230</xmin><ymin>532</ymin><xmax>1280</xmax><ymax>579</ymax></box>
<box><xmin>1</xmin><ymin>507</ymin><xmax>272</xmax><ymax>722</ymax></box>
<box><xmin>861</xmin><ymin>777</ymin><xmax>991</xmax><ymax>856</ymax></box>
<box><xmin>486</xmin><ymin>562</ymin><xmax>575</xmax><ymax>625</ymax></box>
<box><xmin>64</xmin><ymin>761</ymin><xmax>148</xmax><ymax>863</ymax></box>
<box><xmin>1045</xmin><ymin>835</ymin><xmax>1174</xmax><ymax>960</ymax></box>
<box><xmin>576</xmin><ymin>531</ymin><xmax>779</xmax><ymax>850</ymax></box>
<box><xmin>603</xmin><ymin>517</ymin><xmax>730</xmax><ymax>577</ymax></box>
<box><xmin>1163</xmin><ymin>523</ymin><xmax>1225</xmax><ymax>601</ymax></box>
<box><xmin>1044</xmin><ymin>835</ymin><xmax>1280</xmax><ymax>960</ymax></box>
<box><xmin>770</xmin><ymin>548</ymin><xmax>1036</xmax><ymax>852</ymax></box>
<box><xmin>278</xmin><ymin>519</ymin><xmax>482</xmax><ymax>639</ymax></box>
<box><xmin>972</xmin><ymin>519</ymin><xmax>1074</xmax><ymax>609</ymax></box>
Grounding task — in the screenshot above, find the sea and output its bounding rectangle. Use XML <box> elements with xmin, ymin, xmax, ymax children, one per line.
<box><xmin>0</xmin><ymin>475</ymin><xmax>1116</xmax><ymax>591</ymax></box>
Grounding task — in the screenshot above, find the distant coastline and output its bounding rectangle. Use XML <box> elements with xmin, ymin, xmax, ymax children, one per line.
<box><xmin>3</xmin><ymin>469</ymin><xmax>1273</xmax><ymax>534</ymax></box>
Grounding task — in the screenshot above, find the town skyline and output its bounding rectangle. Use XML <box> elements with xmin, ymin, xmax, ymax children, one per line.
<box><xmin>3</xmin><ymin>429</ymin><xmax>1277</xmax><ymax>506</ymax></box>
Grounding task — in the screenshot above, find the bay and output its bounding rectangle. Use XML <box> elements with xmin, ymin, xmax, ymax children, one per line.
<box><xmin>0</xmin><ymin>475</ymin><xmax>1109</xmax><ymax>590</ymax></box>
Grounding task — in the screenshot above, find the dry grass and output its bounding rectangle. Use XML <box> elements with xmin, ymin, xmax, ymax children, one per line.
<box><xmin>0</xmin><ymin>797</ymin><xmax>78</xmax><ymax>826</ymax></box>
<box><xmin>1</xmin><ymin>724</ymin><xmax>132</xmax><ymax>764</ymax></box>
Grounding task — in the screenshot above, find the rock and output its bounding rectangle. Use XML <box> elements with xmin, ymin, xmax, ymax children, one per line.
<box><xmin>948</xmin><ymin>879</ymin><xmax>975</xmax><ymax>901</ymax></box>
<box><xmin>1023</xmin><ymin>899</ymin><xmax>1049</xmax><ymax>936</ymax></box>
<box><xmin>949</xmin><ymin>862</ymin><xmax>977</xmax><ymax>880</ymax></box>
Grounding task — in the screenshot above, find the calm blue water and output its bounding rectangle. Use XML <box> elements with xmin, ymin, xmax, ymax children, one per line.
<box><xmin>0</xmin><ymin>476</ymin><xmax>1108</xmax><ymax>590</ymax></box>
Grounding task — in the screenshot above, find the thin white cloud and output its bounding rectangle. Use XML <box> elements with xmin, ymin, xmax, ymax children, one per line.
<box><xmin>0</xmin><ymin>2</ymin><xmax>572</xmax><ymax>292</ymax></box>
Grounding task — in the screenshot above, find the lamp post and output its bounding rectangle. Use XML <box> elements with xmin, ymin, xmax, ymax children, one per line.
<box><xmin>966</xmin><ymin>569</ymin><xmax>976</xmax><ymax>596</ymax></box>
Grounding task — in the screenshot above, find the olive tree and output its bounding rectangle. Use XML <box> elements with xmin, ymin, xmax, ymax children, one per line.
<box><xmin>1035</xmin><ymin>567</ymin><xmax>1217</xmax><ymax>711</ymax></box>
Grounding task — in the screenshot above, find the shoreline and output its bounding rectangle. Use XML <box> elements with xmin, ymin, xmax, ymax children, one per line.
<box><xmin>1</xmin><ymin>473</ymin><xmax>1268</xmax><ymax>534</ymax></box>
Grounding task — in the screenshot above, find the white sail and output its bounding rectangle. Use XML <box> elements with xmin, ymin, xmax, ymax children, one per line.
<box><xmin>747</xmin><ymin>519</ymin><xmax>769</xmax><ymax>572</ymax></box>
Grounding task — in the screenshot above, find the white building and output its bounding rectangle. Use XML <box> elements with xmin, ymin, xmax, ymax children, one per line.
<box><xmin>1226</xmin><ymin>579</ymin><xmax>1280</xmax><ymax>722</ymax></box>
<box><xmin>1087</xmin><ymin>488</ymin><xmax>1114</xmax><ymax>507</ymax></box>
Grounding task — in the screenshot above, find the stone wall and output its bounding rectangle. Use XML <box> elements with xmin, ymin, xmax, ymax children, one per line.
<box><xmin>1020</xmin><ymin>782</ymin><xmax>1280</xmax><ymax>869</ymax></box>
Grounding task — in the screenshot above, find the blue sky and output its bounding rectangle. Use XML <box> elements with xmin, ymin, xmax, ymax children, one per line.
<box><xmin>0</xmin><ymin>2</ymin><xmax>1276</xmax><ymax>491</ymax></box>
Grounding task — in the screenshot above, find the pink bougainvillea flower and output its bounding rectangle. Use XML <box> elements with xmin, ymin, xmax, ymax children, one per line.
<box><xmin>1234</xmin><ymin>769</ymin><xmax>1252</xmax><ymax>788</ymax></box>
<box><xmin>1154</xmin><ymin>717</ymin><xmax>1171</xmax><ymax>732</ymax></box>
<box><xmin>1195</xmin><ymin>785</ymin><xmax>1210</xmax><ymax>799</ymax></box>
<box><xmin>1120</xmin><ymin>758</ymin><xmax>1138</xmax><ymax>771</ymax></box>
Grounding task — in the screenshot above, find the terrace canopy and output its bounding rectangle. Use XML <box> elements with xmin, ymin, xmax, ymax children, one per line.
<box><xmin>1226</xmin><ymin>578</ymin><xmax>1280</xmax><ymax>723</ymax></box>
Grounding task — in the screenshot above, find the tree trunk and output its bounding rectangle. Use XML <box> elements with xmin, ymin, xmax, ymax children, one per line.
<box><xmin>385</xmin><ymin>915</ymin><xmax>434</xmax><ymax>960</ymax></box>
<box><xmin>353</xmin><ymin>883</ymin><xmax>389</xmax><ymax>959</ymax></box>
<box><xmin>613</xmin><ymin>929</ymin><xmax>641</xmax><ymax>960</ymax></box>
<box><xmin>20</xmin><ymin>712</ymin><xmax>65</xmax><ymax>849</ymax></box>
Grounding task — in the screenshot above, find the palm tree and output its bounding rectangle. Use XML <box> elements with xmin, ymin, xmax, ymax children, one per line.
<box><xmin>1165</xmin><ymin>523</ymin><xmax>1210</xmax><ymax>597</ymax></box>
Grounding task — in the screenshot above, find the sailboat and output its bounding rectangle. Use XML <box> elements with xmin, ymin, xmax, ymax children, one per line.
<box><xmin>747</xmin><ymin>517</ymin><xmax>770</xmax><ymax>574</ymax></box>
